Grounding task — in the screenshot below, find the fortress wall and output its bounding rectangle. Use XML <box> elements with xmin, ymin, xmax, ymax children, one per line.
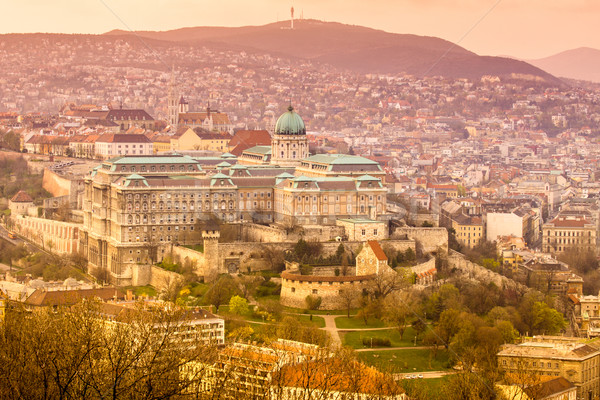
<box><xmin>392</xmin><ymin>227</ymin><xmax>448</xmax><ymax>253</ymax></box>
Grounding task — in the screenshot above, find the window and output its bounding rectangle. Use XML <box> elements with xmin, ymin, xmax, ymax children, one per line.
<box><xmin>312</xmin><ymin>289</ymin><xmax>318</xmax><ymax>295</ymax></box>
<box><xmin>361</xmin><ymin>229</ymin><xmax>366</xmax><ymax>236</ymax></box>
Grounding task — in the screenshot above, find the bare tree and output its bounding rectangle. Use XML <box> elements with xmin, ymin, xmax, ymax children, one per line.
<box><xmin>338</xmin><ymin>287</ymin><xmax>358</xmax><ymax>318</ymax></box>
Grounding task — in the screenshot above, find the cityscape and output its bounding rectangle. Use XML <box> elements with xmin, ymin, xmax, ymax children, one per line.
<box><xmin>1</xmin><ymin>1</ymin><xmax>600</xmax><ymax>399</ymax></box>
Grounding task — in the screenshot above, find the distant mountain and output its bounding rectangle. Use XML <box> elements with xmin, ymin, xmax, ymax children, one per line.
<box><xmin>106</xmin><ymin>20</ymin><xmax>563</xmax><ymax>84</ymax></box>
<box><xmin>527</xmin><ymin>47</ymin><xmax>600</xmax><ymax>83</ymax></box>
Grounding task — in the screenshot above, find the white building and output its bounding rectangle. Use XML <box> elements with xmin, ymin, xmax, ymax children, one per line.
<box><xmin>95</xmin><ymin>133</ymin><xmax>153</xmax><ymax>158</ymax></box>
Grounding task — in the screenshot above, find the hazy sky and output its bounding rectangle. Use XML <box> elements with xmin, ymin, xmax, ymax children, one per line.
<box><xmin>2</xmin><ymin>0</ymin><xmax>599</xmax><ymax>59</ymax></box>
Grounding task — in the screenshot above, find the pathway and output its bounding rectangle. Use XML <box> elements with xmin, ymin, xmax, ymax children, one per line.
<box><xmin>394</xmin><ymin>371</ymin><xmax>457</xmax><ymax>380</ymax></box>
<box><xmin>322</xmin><ymin>314</ymin><xmax>342</xmax><ymax>348</ymax></box>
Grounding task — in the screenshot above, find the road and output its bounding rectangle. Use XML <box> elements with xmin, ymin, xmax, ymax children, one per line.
<box><xmin>0</xmin><ymin>223</ymin><xmax>50</xmax><ymax>255</ymax></box>
<box><xmin>394</xmin><ymin>370</ymin><xmax>457</xmax><ymax>380</ymax></box>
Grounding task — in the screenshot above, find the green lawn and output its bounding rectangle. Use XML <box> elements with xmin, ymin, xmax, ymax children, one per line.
<box><xmin>123</xmin><ymin>285</ymin><xmax>157</xmax><ymax>298</ymax></box>
<box><xmin>218</xmin><ymin>308</ymin><xmax>325</xmax><ymax>328</ymax></box>
<box><xmin>358</xmin><ymin>349</ymin><xmax>450</xmax><ymax>373</ymax></box>
<box><xmin>283</xmin><ymin>307</ymin><xmax>356</xmax><ymax>316</ymax></box>
<box><xmin>335</xmin><ymin>316</ymin><xmax>386</xmax><ymax>329</ymax></box>
<box><xmin>183</xmin><ymin>244</ymin><xmax>204</xmax><ymax>253</ymax></box>
<box><xmin>342</xmin><ymin>326</ymin><xmax>421</xmax><ymax>348</ymax></box>
<box><xmin>296</xmin><ymin>314</ymin><xmax>326</xmax><ymax>328</ymax></box>
<box><xmin>400</xmin><ymin>376</ymin><xmax>452</xmax><ymax>400</ymax></box>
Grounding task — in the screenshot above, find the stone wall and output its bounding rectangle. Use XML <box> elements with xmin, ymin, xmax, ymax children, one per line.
<box><xmin>42</xmin><ymin>169</ymin><xmax>84</xmax><ymax>208</ymax></box>
<box><xmin>11</xmin><ymin>215</ymin><xmax>80</xmax><ymax>254</ymax></box>
<box><xmin>236</xmin><ymin>223</ymin><xmax>345</xmax><ymax>243</ymax></box>
<box><xmin>280</xmin><ymin>270</ymin><xmax>373</xmax><ymax>310</ymax></box>
<box><xmin>149</xmin><ymin>266</ymin><xmax>183</xmax><ymax>291</ymax></box>
<box><xmin>391</xmin><ymin>227</ymin><xmax>448</xmax><ymax>253</ymax></box>
<box><xmin>240</xmin><ymin>223</ymin><xmax>288</xmax><ymax>242</ymax></box>
<box><xmin>170</xmin><ymin>245</ymin><xmax>207</xmax><ymax>276</ymax></box>
<box><xmin>448</xmin><ymin>250</ymin><xmax>527</xmax><ymax>291</ymax></box>
<box><xmin>213</xmin><ymin>239</ymin><xmax>415</xmax><ymax>276</ymax></box>
<box><xmin>42</xmin><ymin>169</ymin><xmax>73</xmax><ymax>198</ymax></box>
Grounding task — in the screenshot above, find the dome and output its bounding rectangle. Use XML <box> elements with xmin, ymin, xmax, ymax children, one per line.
<box><xmin>275</xmin><ymin>105</ymin><xmax>306</xmax><ymax>135</ymax></box>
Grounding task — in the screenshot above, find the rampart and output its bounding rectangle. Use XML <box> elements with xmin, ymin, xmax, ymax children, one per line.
<box><xmin>448</xmin><ymin>250</ymin><xmax>527</xmax><ymax>291</ymax></box>
<box><xmin>280</xmin><ymin>269</ymin><xmax>375</xmax><ymax>309</ymax></box>
<box><xmin>11</xmin><ymin>215</ymin><xmax>80</xmax><ymax>254</ymax></box>
<box><xmin>392</xmin><ymin>227</ymin><xmax>448</xmax><ymax>253</ymax></box>
<box><xmin>213</xmin><ymin>239</ymin><xmax>415</xmax><ymax>276</ymax></box>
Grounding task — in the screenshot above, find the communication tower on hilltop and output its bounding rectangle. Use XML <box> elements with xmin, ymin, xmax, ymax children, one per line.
<box><xmin>291</xmin><ymin>6</ymin><xmax>294</xmax><ymax>29</ymax></box>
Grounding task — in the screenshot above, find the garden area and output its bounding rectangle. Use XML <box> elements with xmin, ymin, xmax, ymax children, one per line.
<box><xmin>341</xmin><ymin>326</ymin><xmax>423</xmax><ymax>348</ymax></box>
<box><xmin>358</xmin><ymin>348</ymin><xmax>450</xmax><ymax>373</ymax></box>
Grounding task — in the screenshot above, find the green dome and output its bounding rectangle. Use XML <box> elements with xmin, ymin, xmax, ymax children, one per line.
<box><xmin>275</xmin><ymin>105</ymin><xmax>306</xmax><ymax>135</ymax></box>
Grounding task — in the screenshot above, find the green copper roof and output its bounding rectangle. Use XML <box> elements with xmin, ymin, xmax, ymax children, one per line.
<box><xmin>356</xmin><ymin>174</ymin><xmax>381</xmax><ymax>181</ymax></box>
<box><xmin>230</xmin><ymin>164</ymin><xmax>248</xmax><ymax>170</ymax></box>
<box><xmin>302</xmin><ymin>154</ymin><xmax>379</xmax><ymax>166</ymax></box>
<box><xmin>275</xmin><ymin>105</ymin><xmax>306</xmax><ymax>135</ymax></box>
<box><xmin>125</xmin><ymin>173</ymin><xmax>146</xmax><ymax>180</ymax></box>
<box><xmin>211</xmin><ymin>172</ymin><xmax>230</xmax><ymax>179</ymax></box>
<box><xmin>276</xmin><ymin>172</ymin><xmax>295</xmax><ymax>178</ymax></box>
<box><xmin>107</xmin><ymin>155</ymin><xmax>198</xmax><ymax>165</ymax></box>
<box><xmin>220</xmin><ymin>152</ymin><xmax>236</xmax><ymax>159</ymax></box>
<box><xmin>217</xmin><ymin>161</ymin><xmax>232</xmax><ymax>167</ymax></box>
<box><xmin>244</xmin><ymin>145</ymin><xmax>272</xmax><ymax>155</ymax></box>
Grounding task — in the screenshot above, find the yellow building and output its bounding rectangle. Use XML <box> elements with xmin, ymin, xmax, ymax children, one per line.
<box><xmin>542</xmin><ymin>214</ymin><xmax>596</xmax><ymax>254</ymax></box>
<box><xmin>451</xmin><ymin>213</ymin><xmax>484</xmax><ymax>248</ymax></box>
<box><xmin>498</xmin><ymin>336</ymin><xmax>600</xmax><ymax>400</ymax></box>
<box><xmin>170</xmin><ymin>126</ymin><xmax>230</xmax><ymax>152</ymax></box>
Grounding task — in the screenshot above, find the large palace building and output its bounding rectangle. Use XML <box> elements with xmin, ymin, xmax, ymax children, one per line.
<box><xmin>80</xmin><ymin>106</ymin><xmax>388</xmax><ymax>284</ymax></box>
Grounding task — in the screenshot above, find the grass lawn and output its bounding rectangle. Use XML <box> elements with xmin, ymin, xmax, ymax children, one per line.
<box><xmin>124</xmin><ymin>285</ymin><xmax>157</xmax><ymax>298</ymax></box>
<box><xmin>342</xmin><ymin>326</ymin><xmax>421</xmax><ymax>348</ymax></box>
<box><xmin>255</xmin><ymin>294</ymin><xmax>280</xmax><ymax>303</ymax></box>
<box><xmin>296</xmin><ymin>314</ymin><xmax>326</xmax><ymax>328</ymax></box>
<box><xmin>358</xmin><ymin>349</ymin><xmax>450</xmax><ymax>373</ymax></box>
<box><xmin>283</xmin><ymin>307</ymin><xmax>356</xmax><ymax>316</ymax></box>
<box><xmin>400</xmin><ymin>376</ymin><xmax>451</xmax><ymax>400</ymax></box>
<box><xmin>335</xmin><ymin>316</ymin><xmax>386</xmax><ymax>329</ymax></box>
<box><xmin>183</xmin><ymin>244</ymin><xmax>204</xmax><ymax>252</ymax></box>
<box><xmin>219</xmin><ymin>307</ymin><xmax>325</xmax><ymax>328</ymax></box>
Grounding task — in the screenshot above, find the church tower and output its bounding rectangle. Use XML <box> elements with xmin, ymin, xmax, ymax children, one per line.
<box><xmin>167</xmin><ymin>67</ymin><xmax>179</xmax><ymax>131</ymax></box>
<box><xmin>270</xmin><ymin>105</ymin><xmax>308</xmax><ymax>167</ymax></box>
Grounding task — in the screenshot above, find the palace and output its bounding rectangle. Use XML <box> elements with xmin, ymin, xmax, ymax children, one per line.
<box><xmin>80</xmin><ymin>106</ymin><xmax>388</xmax><ymax>284</ymax></box>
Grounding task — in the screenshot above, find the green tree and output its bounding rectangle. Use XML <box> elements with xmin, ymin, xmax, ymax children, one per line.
<box><xmin>229</xmin><ymin>295</ymin><xmax>250</xmax><ymax>315</ymax></box>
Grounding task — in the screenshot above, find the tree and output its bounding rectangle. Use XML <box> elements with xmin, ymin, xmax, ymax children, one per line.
<box><xmin>338</xmin><ymin>288</ymin><xmax>358</xmax><ymax>318</ymax></box>
<box><xmin>382</xmin><ymin>291</ymin><xmax>413</xmax><ymax>338</ymax></box>
<box><xmin>0</xmin><ymin>300</ymin><xmax>216</xmax><ymax>399</ymax></box>
<box><xmin>204</xmin><ymin>275</ymin><xmax>240</xmax><ymax>312</ymax></box>
<box><xmin>261</xmin><ymin>245</ymin><xmax>285</xmax><ymax>272</ymax></box>
<box><xmin>236</xmin><ymin>274</ymin><xmax>261</xmax><ymax>299</ymax></box>
<box><xmin>356</xmin><ymin>295</ymin><xmax>377</xmax><ymax>326</ymax></box>
<box><xmin>305</xmin><ymin>295</ymin><xmax>322</xmax><ymax>315</ymax></box>
<box><xmin>229</xmin><ymin>295</ymin><xmax>250</xmax><ymax>315</ymax></box>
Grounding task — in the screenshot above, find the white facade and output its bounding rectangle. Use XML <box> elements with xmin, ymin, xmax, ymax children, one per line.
<box><xmin>95</xmin><ymin>140</ymin><xmax>153</xmax><ymax>158</ymax></box>
<box><xmin>486</xmin><ymin>212</ymin><xmax>523</xmax><ymax>242</ymax></box>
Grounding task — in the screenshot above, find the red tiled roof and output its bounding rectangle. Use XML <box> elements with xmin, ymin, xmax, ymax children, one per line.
<box><xmin>229</xmin><ymin>130</ymin><xmax>271</xmax><ymax>156</ymax></box>
<box><xmin>96</xmin><ymin>133</ymin><xmax>151</xmax><ymax>144</ymax></box>
<box><xmin>367</xmin><ymin>241</ymin><xmax>388</xmax><ymax>261</ymax></box>
<box><xmin>24</xmin><ymin>287</ymin><xmax>124</xmax><ymax>307</ymax></box>
<box><xmin>10</xmin><ymin>190</ymin><xmax>33</xmax><ymax>203</ymax></box>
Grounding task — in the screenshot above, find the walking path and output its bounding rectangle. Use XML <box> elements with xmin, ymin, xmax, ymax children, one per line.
<box><xmin>322</xmin><ymin>314</ymin><xmax>343</xmax><ymax>348</ymax></box>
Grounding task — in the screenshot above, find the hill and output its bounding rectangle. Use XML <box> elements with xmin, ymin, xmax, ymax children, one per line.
<box><xmin>105</xmin><ymin>20</ymin><xmax>563</xmax><ymax>84</ymax></box>
<box><xmin>527</xmin><ymin>47</ymin><xmax>600</xmax><ymax>83</ymax></box>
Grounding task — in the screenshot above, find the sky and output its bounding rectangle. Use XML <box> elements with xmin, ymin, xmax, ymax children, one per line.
<box><xmin>2</xmin><ymin>0</ymin><xmax>599</xmax><ymax>59</ymax></box>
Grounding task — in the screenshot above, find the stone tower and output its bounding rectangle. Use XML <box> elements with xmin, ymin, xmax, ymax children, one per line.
<box><xmin>270</xmin><ymin>105</ymin><xmax>308</xmax><ymax>167</ymax></box>
<box><xmin>202</xmin><ymin>227</ymin><xmax>221</xmax><ymax>280</ymax></box>
<box><xmin>167</xmin><ymin>67</ymin><xmax>179</xmax><ymax>130</ymax></box>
